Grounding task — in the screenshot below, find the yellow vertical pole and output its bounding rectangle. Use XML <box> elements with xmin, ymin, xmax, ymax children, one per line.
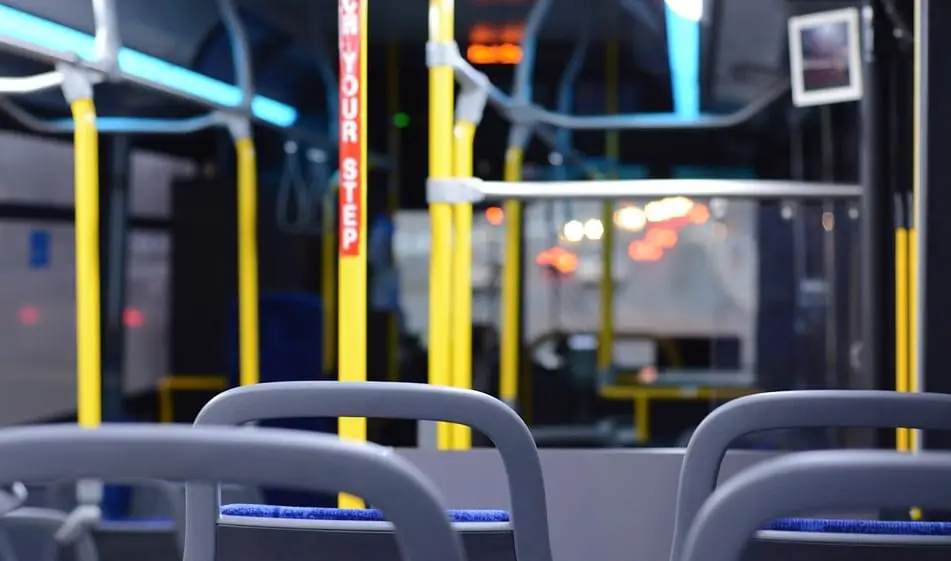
<box><xmin>338</xmin><ymin>0</ymin><xmax>368</xmax><ymax>507</ymax></box>
<box><xmin>894</xmin><ymin>216</ymin><xmax>909</xmax><ymax>451</ymax></box>
<box><xmin>907</xmin><ymin>0</ymin><xmax>921</xmax><ymax>521</ymax></box>
<box><xmin>500</xmin><ymin>149</ymin><xmax>523</xmax><ymax>408</ymax></box>
<box><xmin>429</xmin><ymin>0</ymin><xmax>456</xmax><ymax>450</ymax></box>
<box><xmin>909</xmin><ymin>223</ymin><xmax>918</xmax><ymax>395</ymax></box>
<box><xmin>386</xmin><ymin>44</ymin><xmax>402</xmax><ymax>382</ymax></box>
<box><xmin>599</xmin><ymin>33</ymin><xmax>618</xmax><ymax>375</ymax></box>
<box><xmin>70</xmin><ymin>96</ymin><xmax>102</xmax><ymax>428</ymax></box>
<box><xmin>908</xmin><ymin>196</ymin><xmax>920</xmax><ymax>523</ymax></box>
<box><xmin>236</xmin><ymin>133</ymin><xmax>260</xmax><ymax>388</ymax></box>
<box><xmin>322</xmin><ymin>182</ymin><xmax>337</xmax><ymax>375</ymax></box>
<box><xmin>451</xmin><ymin>121</ymin><xmax>476</xmax><ymax>449</ymax></box>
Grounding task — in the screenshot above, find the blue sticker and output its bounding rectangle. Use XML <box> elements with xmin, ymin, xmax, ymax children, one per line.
<box><xmin>29</xmin><ymin>230</ymin><xmax>50</xmax><ymax>269</ymax></box>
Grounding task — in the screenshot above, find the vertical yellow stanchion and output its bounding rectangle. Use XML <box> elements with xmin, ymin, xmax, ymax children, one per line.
<box><xmin>451</xmin><ymin>121</ymin><xmax>476</xmax><ymax>449</ymax></box>
<box><xmin>599</xmin><ymin>35</ymin><xmax>618</xmax><ymax>377</ymax></box>
<box><xmin>338</xmin><ymin>0</ymin><xmax>368</xmax><ymax>507</ymax></box>
<box><xmin>500</xmin><ymin>149</ymin><xmax>523</xmax><ymax>409</ymax></box>
<box><xmin>909</xmin><ymin>4</ymin><xmax>921</xmax><ymax>519</ymax></box>
<box><xmin>908</xmin><ymin>211</ymin><xmax>920</xmax><ymax>521</ymax></box>
<box><xmin>70</xmin><ymin>94</ymin><xmax>102</xmax><ymax>428</ymax></box>
<box><xmin>428</xmin><ymin>0</ymin><xmax>456</xmax><ymax>450</ymax></box>
<box><xmin>322</xmin><ymin>182</ymin><xmax>337</xmax><ymax>376</ymax></box>
<box><xmin>235</xmin><ymin>131</ymin><xmax>260</xmax><ymax>388</ymax></box>
<box><xmin>386</xmin><ymin>45</ymin><xmax>402</xmax><ymax>382</ymax></box>
<box><xmin>909</xmin><ymin>219</ymin><xmax>918</xmax><ymax>397</ymax></box>
<box><xmin>894</xmin><ymin>199</ymin><xmax>909</xmax><ymax>451</ymax></box>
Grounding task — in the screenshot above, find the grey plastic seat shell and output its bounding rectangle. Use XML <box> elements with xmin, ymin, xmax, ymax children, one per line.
<box><xmin>0</xmin><ymin>507</ymin><xmax>99</xmax><ymax>561</ymax></box>
<box><xmin>680</xmin><ymin>451</ymin><xmax>951</xmax><ymax>561</ymax></box>
<box><xmin>0</xmin><ymin>425</ymin><xmax>466</xmax><ymax>561</ymax></box>
<box><xmin>185</xmin><ymin>382</ymin><xmax>552</xmax><ymax>561</ymax></box>
<box><xmin>670</xmin><ymin>390</ymin><xmax>951</xmax><ymax>561</ymax></box>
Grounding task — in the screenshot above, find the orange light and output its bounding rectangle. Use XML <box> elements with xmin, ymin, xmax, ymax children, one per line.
<box><xmin>18</xmin><ymin>304</ymin><xmax>38</xmax><ymax>326</ymax></box>
<box><xmin>689</xmin><ymin>203</ymin><xmax>710</xmax><ymax>225</ymax></box>
<box><xmin>553</xmin><ymin>251</ymin><xmax>578</xmax><ymax>274</ymax></box>
<box><xmin>627</xmin><ymin>240</ymin><xmax>664</xmax><ymax>262</ymax></box>
<box><xmin>536</xmin><ymin>245</ymin><xmax>563</xmax><ymax>265</ymax></box>
<box><xmin>536</xmin><ymin>246</ymin><xmax>578</xmax><ymax>274</ymax></box>
<box><xmin>497</xmin><ymin>43</ymin><xmax>523</xmax><ymax>64</ymax></box>
<box><xmin>466</xmin><ymin>43</ymin><xmax>523</xmax><ymax>65</ymax></box>
<box><xmin>124</xmin><ymin>307</ymin><xmax>145</xmax><ymax>328</ymax></box>
<box><xmin>645</xmin><ymin>228</ymin><xmax>678</xmax><ymax>249</ymax></box>
<box><xmin>467</xmin><ymin>44</ymin><xmax>494</xmax><ymax>65</ymax></box>
<box><xmin>485</xmin><ymin>206</ymin><xmax>504</xmax><ymax>226</ymax></box>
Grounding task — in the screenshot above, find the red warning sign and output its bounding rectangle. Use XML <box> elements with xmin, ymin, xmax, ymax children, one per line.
<box><xmin>338</xmin><ymin>0</ymin><xmax>363</xmax><ymax>257</ymax></box>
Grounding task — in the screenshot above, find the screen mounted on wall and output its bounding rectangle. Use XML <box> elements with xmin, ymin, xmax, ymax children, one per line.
<box><xmin>788</xmin><ymin>7</ymin><xmax>864</xmax><ymax>107</ymax></box>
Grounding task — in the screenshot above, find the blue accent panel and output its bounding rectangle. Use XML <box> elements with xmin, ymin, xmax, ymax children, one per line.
<box><xmin>665</xmin><ymin>5</ymin><xmax>701</xmax><ymax>119</ymax></box>
<box><xmin>28</xmin><ymin>229</ymin><xmax>50</xmax><ymax>269</ymax></box>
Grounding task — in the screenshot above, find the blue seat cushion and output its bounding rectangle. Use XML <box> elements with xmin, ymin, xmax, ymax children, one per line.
<box><xmin>764</xmin><ymin>517</ymin><xmax>951</xmax><ymax>536</ymax></box>
<box><xmin>221</xmin><ymin>504</ymin><xmax>510</xmax><ymax>523</ymax></box>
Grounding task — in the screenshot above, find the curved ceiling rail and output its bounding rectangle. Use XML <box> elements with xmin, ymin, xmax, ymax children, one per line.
<box><xmin>91</xmin><ymin>0</ymin><xmax>120</xmax><ymax>74</ymax></box>
<box><xmin>0</xmin><ymin>1</ymin><xmax>391</xmax><ymax>168</ymax></box>
<box><xmin>217</xmin><ymin>0</ymin><xmax>253</xmax><ymax>112</ymax></box>
<box><xmin>486</xmin><ymin>0</ymin><xmax>787</xmax><ymax>181</ymax></box>
<box><xmin>450</xmin><ymin>0</ymin><xmax>789</xmax><ymax>152</ymax></box>
<box><xmin>455</xmin><ymin>47</ymin><xmax>790</xmax><ymax>133</ymax></box>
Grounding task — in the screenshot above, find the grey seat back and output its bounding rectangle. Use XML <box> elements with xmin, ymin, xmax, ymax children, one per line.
<box><xmin>671</xmin><ymin>390</ymin><xmax>951</xmax><ymax>561</ymax></box>
<box><xmin>680</xmin><ymin>450</ymin><xmax>951</xmax><ymax>561</ymax></box>
<box><xmin>187</xmin><ymin>381</ymin><xmax>552</xmax><ymax>561</ymax></box>
<box><xmin>0</xmin><ymin>425</ymin><xmax>465</xmax><ymax>561</ymax></box>
<box><xmin>0</xmin><ymin>507</ymin><xmax>98</xmax><ymax>561</ymax></box>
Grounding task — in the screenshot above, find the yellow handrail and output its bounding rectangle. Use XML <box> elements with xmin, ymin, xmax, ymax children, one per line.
<box><xmin>71</xmin><ymin>96</ymin><xmax>102</xmax><ymax>428</ymax></box>
<box><xmin>500</xmin><ymin>149</ymin><xmax>523</xmax><ymax>408</ymax></box>
<box><xmin>451</xmin><ymin>120</ymin><xmax>476</xmax><ymax>449</ymax></box>
<box><xmin>235</xmin><ymin>135</ymin><xmax>260</xmax><ymax>387</ymax></box>
<box><xmin>894</xmin><ymin>225</ymin><xmax>909</xmax><ymax>451</ymax></box>
<box><xmin>337</xmin><ymin>0</ymin><xmax>369</xmax><ymax>508</ymax></box>
<box><xmin>428</xmin><ymin>0</ymin><xmax>456</xmax><ymax>450</ymax></box>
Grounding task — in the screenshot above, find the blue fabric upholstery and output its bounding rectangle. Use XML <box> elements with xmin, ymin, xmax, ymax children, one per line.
<box><xmin>227</xmin><ymin>292</ymin><xmax>326</xmax><ymax>387</ymax></box>
<box><xmin>220</xmin><ymin>504</ymin><xmax>510</xmax><ymax>523</ymax></box>
<box><xmin>764</xmin><ymin>517</ymin><xmax>951</xmax><ymax>536</ymax></box>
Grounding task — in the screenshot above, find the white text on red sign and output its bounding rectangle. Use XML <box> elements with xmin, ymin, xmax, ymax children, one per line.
<box><xmin>338</xmin><ymin>0</ymin><xmax>362</xmax><ymax>257</ymax></box>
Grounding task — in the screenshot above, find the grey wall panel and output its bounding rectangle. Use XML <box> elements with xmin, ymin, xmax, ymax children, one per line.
<box><xmin>0</xmin><ymin>133</ymin><xmax>191</xmax><ymax>217</ymax></box>
<box><xmin>0</xmin><ymin>227</ymin><xmax>171</xmax><ymax>425</ymax></box>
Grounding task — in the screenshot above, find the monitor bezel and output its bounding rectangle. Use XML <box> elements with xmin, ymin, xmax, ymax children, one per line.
<box><xmin>788</xmin><ymin>7</ymin><xmax>864</xmax><ymax>107</ymax></box>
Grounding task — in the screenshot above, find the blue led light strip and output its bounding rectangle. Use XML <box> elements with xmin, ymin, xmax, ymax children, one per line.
<box><xmin>665</xmin><ymin>5</ymin><xmax>700</xmax><ymax>120</ymax></box>
<box><xmin>0</xmin><ymin>4</ymin><xmax>298</xmax><ymax>127</ymax></box>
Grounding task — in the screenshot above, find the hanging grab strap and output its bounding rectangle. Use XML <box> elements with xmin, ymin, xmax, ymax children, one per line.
<box><xmin>276</xmin><ymin>142</ymin><xmax>331</xmax><ymax>234</ymax></box>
